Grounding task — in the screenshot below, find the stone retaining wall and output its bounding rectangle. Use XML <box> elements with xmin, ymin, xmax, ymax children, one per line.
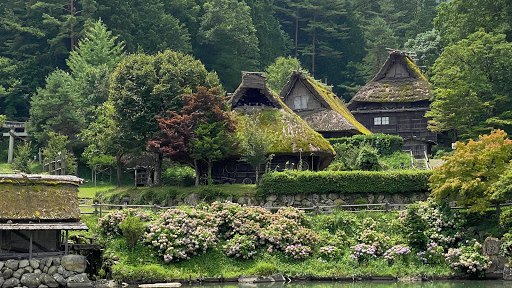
<box><xmin>0</xmin><ymin>255</ymin><xmax>90</xmax><ymax>288</ymax></box>
<box><xmin>179</xmin><ymin>192</ymin><xmax>430</xmax><ymax>207</ymax></box>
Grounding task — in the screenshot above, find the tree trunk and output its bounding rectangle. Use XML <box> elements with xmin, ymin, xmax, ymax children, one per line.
<box><xmin>154</xmin><ymin>152</ymin><xmax>162</xmax><ymax>186</ymax></box>
<box><xmin>255</xmin><ymin>166</ymin><xmax>259</xmax><ymax>185</ymax></box>
<box><xmin>116</xmin><ymin>154</ymin><xmax>123</xmax><ymax>187</ymax></box>
<box><xmin>194</xmin><ymin>159</ymin><xmax>200</xmax><ymax>186</ymax></box>
<box><xmin>497</xmin><ymin>202</ymin><xmax>502</xmax><ymax>230</ymax></box>
<box><xmin>69</xmin><ymin>0</ymin><xmax>77</xmax><ymax>51</ymax></box>
<box><xmin>207</xmin><ymin>158</ymin><xmax>212</xmax><ymax>186</ymax></box>
<box><xmin>295</xmin><ymin>10</ymin><xmax>299</xmax><ymax>57</ymax></box>
<box><xmin>312</xmin><ymin>13</ymin><xmax>316</xmax><ymax>76</ymax></box>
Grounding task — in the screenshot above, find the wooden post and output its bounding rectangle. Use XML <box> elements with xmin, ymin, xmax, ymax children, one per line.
<box><xmin>153</xmin><ymin>204</ymin><xmax>158</xmax><ymax>214</ymax></box>
<box><xmin>39</xmin><ymin>148</ymin><xmax>42</xmax><ymax>164</ymax></box>
<box><xmin>385</xmin><ymin>203</ymin><xmax>389</xmax><ymax>213</ymax></box>
<box><xmin>94</xmin><ymin>203</ymin><xmax>98</xmax><ymax>215</ymax></box>
<box><xmin>61</xmin><ymin>154</ymin><xmax>66</xmax><ymax>175</ymax></box>
<box><xmin>64</xmin><ymin>230</ymin><xmax>69</xmax><ymax>255</ymax></box>
<box><xmin>100</xmin><ymin>202</ymin><xmax>103</xmax><ymax>218</ymax></box>
<box><xmin>29</xmin><ymin>231</ymin><xmax>33</xmax><ymax>260</ymax></box>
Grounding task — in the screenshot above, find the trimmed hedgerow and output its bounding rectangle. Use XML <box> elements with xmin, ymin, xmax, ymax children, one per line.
<box><xmin>328</xmin><ymin>134</ymin><xmax>403</xmax><ymax>156</ymax></box>
<box><xmin>259</xmin><ymin>170</ymin><xmax>432</xmax><ymax>196</ymax></box>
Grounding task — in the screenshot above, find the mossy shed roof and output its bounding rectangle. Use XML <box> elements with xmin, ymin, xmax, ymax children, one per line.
<box><xmin>0</xmin><ymin>174</ymin><xmax>83</xmax><ymax>222</ymax></box>
<box><xmin>280</xmin><ymin>71</ymin><xmax>371</xmax><ymax>135</ymax></box>
<box><xmin>348</xmin><ymin>51</ymin><xmax>431</xmax><ymax>108</ymax></box>
<box><xmin>229</xmin><ymin>72</ymin><xmax>335</xmax><ymax>156</ymax></box>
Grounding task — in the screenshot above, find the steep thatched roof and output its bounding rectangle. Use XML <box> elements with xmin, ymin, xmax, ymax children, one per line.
<box><xmin>0</xmin><ymin>175</ymin><xmax>83</xmax><ymax>222</ymax></box>
<box><xmin>230</xmin><ymin>72</ymin><xmax>335</xmax><ymax>158</ymax></box>
<box><xmin>348</xmin><ymin>51</ymin><xmax>430</xmax><ymax>108</ymax></box>
<box><xmin>280</xmin><ymin>71</ymin><xmax>371</xmax><ymax>135</ymax></box>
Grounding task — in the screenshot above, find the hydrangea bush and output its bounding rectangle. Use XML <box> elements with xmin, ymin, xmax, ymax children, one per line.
<box><xmin>98</xmin><ymin>208</ymin><xmax>152</xmax><ymax>237</ymax></box>
<box><xmin>350</xmin><ymin>243</ymin><xmax>377</xmax><ymax>262</ymax></box>
<box><xmin>319</xmin><ymin>246</ymin><xmax>340</xmax><ymax>258</ymax></box>
<box><xmin>444</xmin><ymin>240</ymin><xmax>491</xmax><ymax>277</ymax></box>
<box><xmin>417</xmin><ymin>242</ymin><xmax>444</xmax><ymax>265</ymax></box>
<box><xmin>384</xmin><ymin>245</ymin><xmax>411</xmax><ymax>263</ymax></box>
<box><xmin>285</xmin><ymin>244</ymin><xmax>312</xmax><ymax>259</ymax></box>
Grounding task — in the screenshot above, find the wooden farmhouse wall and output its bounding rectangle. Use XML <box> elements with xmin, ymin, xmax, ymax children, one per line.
<box><xmin>1</xmin><ymin>230</ymin><xmax>60</xmax><ymax>253</ymax></box>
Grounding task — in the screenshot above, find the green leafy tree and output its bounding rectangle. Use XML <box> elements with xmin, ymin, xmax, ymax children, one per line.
<box><xmin>362</xmin><ymin>16</ymin><xmax>398</xmax><ymax>79</ymax></box>
<box><xmin>265</xmin><ymin>56</ymin><xmax>308</xmax><ymax>93</ymax></box>
<box><xmin>239</xmin><ymin>114</ymin><xmax>274</xmax><ymax>184</ymax></box>
<box><xmin>67</xmin><ymin>19</ymin><xmax>124</xmax><ymax>122</ymax></box>
<box><xmin>12</xmin><ymin>140</ymin><xmax>34</xmax><ymax>173</ymax></box>
<box><xmin>403</xmin><ymin>28</ymin><xmax>442</xmax><ymax>74</ymax></box>
<box><xmin>0</xmin><ymin>57</ymin><xmax>27</xmax><ymax>120</ymax></box>
<box><xmin>430</xmin><ymin>130</ymin><xmax>512</xmax><ymax>220</ymax></box>
<box><xmin>198</xmin><ymin>0</ymin><xmax>260</xmax><ymax>92</ymax></box>
<box><xmin>149</xmin><ymin>87</ymin><xmax>236</xmax><ymax>186</ymax></box>
<box><xmin>42</xmin><ymin>131</ymin><xmax>77</xmax><ymax>174</ymax></box>
<box><xmin>427</xmin><ymin>31</ymin><xmax>512</xmax><ymax>141</ymax></box>
<box><xmin>434</xmin><ymin>0</ymin><xmax>512</xmax><ymax>46</ymax></box>
<box><xmin>0</xmin><ymin>115</ymin><xmax>5</xmax><ymax>127</ymax></box>
<box><xmin>110</xmin><ymin>50</ymin><xmax>221</xmax><ymax>185</ymax></box>
<box><xmin>28</xmin><ymin>69</ymin><xmax>85</xmax><ymax>146</ymax></box>
<box><xmin>92</xmin><ymin>0</ymin><xmax>191</xmax><ymax>54</ymax></box>
<box><xmin>80</xmin><ymin>101</ymin><xmax>131</xmax><ymax>187</ymax></box>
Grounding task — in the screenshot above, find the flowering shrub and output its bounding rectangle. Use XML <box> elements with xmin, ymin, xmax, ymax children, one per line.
<box><xmin>319</xmin><ymin>246</ymin><xmax>340</xmax><ymax>258</ymax></box>
<box><xmin>444</xmin><ymin>240</ymin><xmax>491</xmax><ymax>277</ymax></box>
<box><xmin>98</xmin><ymin>208</ymin><xmax>152</xmax><ymax>237</ymax></box>
<box><xmin>144</xmin><ymin>208</ymin><xmax>219</xmax><ymax>262</ymax></box>
<box><xmin>383</xmin><ymin>245</ymin><xmax>411</xmax><ymax>262</ymax></box>
<box><xmin>401</xmin><ymin>199</ymin><xmax>465</xmax><ymax>250</ymax></box>
<box><xmin>284</xmin><ymin>244</ymin><xmax>312</xmax><ymax>259</ymax></box>
<box><xmin>417</xmin><ymin>242</ymin><xmax>444</xmax><ymax>265</ymax></box>
<box><xmin>350</xmin><ymin>243</ymin><xmax>377</xmax><ymax>262</ymax></box>
<box><xmin>223</xmin><ymin>234</ymin><xmax>258</xmax><ymax>259</ymax></box>
<box><xmin>359</xmin><ymin>229</ymin><xmax>391</xmax><ymax>255</ymax></box>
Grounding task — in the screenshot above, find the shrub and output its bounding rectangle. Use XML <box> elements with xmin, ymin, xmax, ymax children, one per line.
<box><xmin>12</xmin><ymin>141</ymin><xmax>34</xmax><ymax>173</ymax></box>
<box><xmin>259</xmin><ymin>170</ymin><xmax>432</xmax><ymax>196</ymax></box>
<box><xmin>98</xmin><ymin>209</ymin><xmax>152</xmax><ymax>237</ymax></box>
<box><xmin>284</xmin><ymin>244</ymin><xmax>312</xmax><ymax>259</ymax></box>
<box><xmin>328</xmin><ymin>134</ymin><xmax>403</xmax><ymax>156</ymax></box>
<box><xmin>417</xmin><ymin>242</ymin><xmax>444</xmax><ymax>265</ymax></box>
<box><xmin>162</xmin><ymin>164</ymin><xmax>195</xmax><ymax>186</ymax></box>
<box><xmin>349</xmin><ymin>243</ymin><xmax>377</xmax><ymax>262</ymax></box>
<box><xmin>223</xmin><ymin>234</ymin><xmax>258</xmax><ymax>259</ymax></box>
<box><xmin>384</xmin><ymin>245</ymin><xmax>411</xmax><ymax>263</ymax></box>
<box><xmin>356</xmin><ymin>144</ymin><xmax>380</xmax><ymax>171</ymax></box>
<box><xmin>500</xmin><ymin>209</ymin><xmax>512</xmax><ymax>230</ymax></box>
<box><xmin>119</xmin><ymin>216</ymin><xmax>146</xmax><ymax>249</ymax></box>
<box><xmin>198</xmin><ymin>186</ymin><xmax>229</xmax><ymax>201</ymax></box>
<box><xmin>444</xmin><ymin>240</ymin><xmax>491</xmax><ymax>277</ymax></box>
<box><xmin>319</xmin><ymin>246</ymin><xmax>341</xmax><ymax>258</ymax></box>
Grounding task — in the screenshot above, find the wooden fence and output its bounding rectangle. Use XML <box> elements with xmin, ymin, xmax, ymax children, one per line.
<box><xmin>79</xmin><ymin>202</ymin><xmax>512</xmax><ymax>218</ymax></box>
<box><xmin>42</xmin><ymin>154</ymin><xmax>66</xmax><ymax>175</ymax></box>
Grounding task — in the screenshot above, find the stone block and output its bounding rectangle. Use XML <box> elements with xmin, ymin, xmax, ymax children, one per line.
<box><xmin>20</xmin><ymin>273</ymin><xmax>41</xmax><ymax>288</ymax></box>
<box><xmin>38</xmin><ymin>285</ymin><xmax>48</xmax><ymax>288</ymax></box>
<box><xmin>46</xmin><ymin>267</ymin><xmax>56</xmax><ymax>277</ymax></box>
<box><xmin>18</xmin><ymin>261</ymin><xmax>29</xmax><ymax>269</ymax></box>
<box><xmin>483</xmin><ymin>237</ymin><xmax>501</xmax><ymax>256</ymax></box>
<box><xmin>3</xmin><ymin>278</ymin><xmax>20</xmax><ymax>288</ymax></box>
<box><xmin>60</xmin><ymin>255</ymin><xmax>87</xmax><ymax>273</ymax></box>
<box><xmin>504</xmin><ymin>264</ymin><xmax>512</xmax><ymax>281</ymax></box>
<box><xmin>12</xmin><ymin>269</ymin><xmax>24</xmax><ymax>279</ymax></box>
<box><xmin>24</xmin><ymin>267</ymin><xmax>33</xmax><ymax>274</ymax></box>
<box><xmin>0</xmin><ymin>263</ymin><xmax>4</xmax><ymax>271</ymax></box>
<box><xmin>52</xmin><ymin>274</ymin><xmax>66</xmax><ymax>287</ymax></box>
<box><xmin>0</xmin><ymin>277</ymin><xmax>4</xmax><ymax>288</ymax></box>
<box><xmin>40</xmin><ymin>274</ymin><xmax>58</xmax><ymax>288</ymax></box>
<box><xmin>5</xmin><ymin>261</ymin><xmax>18</xmax><ymax>271</ymax></box>
<box><xmin>2</xmin><ymin>270</ymin><xmax>12</xmax><ymax>280</ymax></box>
<box><xmin>67</xmin><ymin>274</ymin><xmax>90</xmax><ymax>285</ymax></box>
<box><xmin>266</xmin><ymin>194</ymin><xmax>277</xmax><ymax>202</ymax></box>
<box><xmin>33</xmin><ymin>271</ymin><xmax>41</xmax><ymax>276</ymax></box>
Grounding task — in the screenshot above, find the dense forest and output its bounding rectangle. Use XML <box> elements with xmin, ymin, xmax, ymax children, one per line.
<box><xmin>1</xmin><ymin>0</ymin><xmax>512</xmax><ymax>174</ymax></box>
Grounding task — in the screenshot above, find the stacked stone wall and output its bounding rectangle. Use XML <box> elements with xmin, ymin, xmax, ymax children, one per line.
<box><xmin>0</xmin><ymin>255</ymin><xmax>90</xmax><ymax>288</ymax></box>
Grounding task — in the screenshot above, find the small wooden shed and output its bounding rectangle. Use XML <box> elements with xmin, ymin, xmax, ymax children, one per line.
<box><xmin>347</xmin><ymin>50</ymin><xmax>437</xmax><ymax>157</ymax></box>
<box><xmin>280</xmin><ymin>71</ymin><xmax>371</xmax><ymax>138</ymax></box>
<box><xmin>0</xmin><ymin>174</ymin><xmax>88</xmax><ymax>259</ymax></box>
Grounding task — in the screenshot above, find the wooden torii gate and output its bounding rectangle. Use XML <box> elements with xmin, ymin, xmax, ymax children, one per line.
<box><xmin>2</xmin><ymin>121</ymin><xmax>28</xmax><ymax>163</ymax></box>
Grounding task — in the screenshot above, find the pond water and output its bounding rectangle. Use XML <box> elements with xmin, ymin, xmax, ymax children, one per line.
<box><xmin>180</xmin><ymin>281</ymin><xmax>511</xmax><ymax>288</ymax></box>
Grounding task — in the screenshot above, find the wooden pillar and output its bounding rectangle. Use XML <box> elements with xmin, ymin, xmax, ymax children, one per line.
<box><xmin>64</xmin><ymin>230</ymin><xmax>69</xmax><ymax>255</ymax></box>
<box><xmin>7</xmin><ymin>129</ymin><xmax>14</xmax><ymax>164</ymax></box>
<box><xmin>29</xmin><ymin>231</ymin><xmax>33</xmax><ymax>260</ymax></box>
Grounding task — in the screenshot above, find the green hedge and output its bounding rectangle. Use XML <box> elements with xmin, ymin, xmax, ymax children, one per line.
<box><xmin>328</xmin><ymin>134</ymin><xmax>403</xmax><ymax>156</ymax></box>
<box><xmin>259</xmin><ymin>170</ymin><xmax>432</xmax><ymax>196</ymax></box>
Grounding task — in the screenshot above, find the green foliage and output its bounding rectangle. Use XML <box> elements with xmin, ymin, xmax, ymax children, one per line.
<box><xmin>403</xmin><ymin>29</ymin><xmax>442</xmax><ymax>74</ymax></box>
<box><xmin>162</xmin><ymin>164</ymin><xmax>195</xmax><ymax>187</ymax></box>
<box><xmin>119</xmin><ymin>216</ymin><xmax>146</xmax><ymax>250</ymax></box>
<box><xmin>265</xmin><ymin>56</ymin><xmax>308</xmax><ymax>93</ymax></box>
<box><xmin>379</xmin><ymin>152</ymin><xmax>413</xmax><ymax>170</ymax></box>
<box><xmin>259</xmin><ymin>170</ymin><xmax>432</xmax><ymax>197</ymax></box>
<box><xmin>355</xmin><ymin>144</ymin><xmax>380</xmax><ymax>171</ymax></box>
<box><xmin>363</xmin><ymin>16</ymin><xmax>398</xmax><ymax>80</ymax></box>
<box><xmin>42</xmin><ymin>131</ymin><xmax>77</xmax><ymax>175</ymax></box>
<box><xmin>500</xmin><ymin>209</ymin><xmax>512</xmax><ymax>231</ymax></box>
<box><xmin>430</xmin><ymin>130</ymin><xmax>512</xmax><ymax>213</ymax></box>
<box><xmin>0</xmin><ymin>115</ymin><xmax>5</xmax><ymax>127</ymax></box>
<box><xmin>12</xmin><ymin>141</ymin><xmax>34</xmax><ymax>173</ymax></box>
<box><xmin>198</xmin><ymin>0</ymin><xmax>260</xmax><ymax>92</ymax></box>
<box><xmin>328</xmin><ymin>134</ymin><xmax>403</xmax><ymax>156</ymax></box>
<box><xmin>239</xmin><ymin>114</ymin><xmax>274</xmax><ymax>184</ymax></box>
<box><xmin>28</xmin><ymin>70</ymin><xmax>85</xmax><ymax>145</ymax></box>
<box><xmin>427</xmin><ymin>31</ymin><xmax>512</xmax><ymax>140</ymax></box>
<box><xmin>197</xmin><ymin>186</ymin><xmax>229</xmax><ymax>201</ymax></box>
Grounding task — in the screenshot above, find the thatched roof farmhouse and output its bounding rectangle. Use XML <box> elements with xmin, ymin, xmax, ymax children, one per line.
<box><xmin>202</xmin><ymin>72</ymin><xmax>335</xmax><ymax>184</ymax></box>
<box><xmin>280</xmin><ymin>71</ymin><xmax>371</xmax><ymax>138</ymax></box>
<box><xmin>347</xmin><ymin>50</ymin><xmax>437</xmax><ymax>157</ymax></box>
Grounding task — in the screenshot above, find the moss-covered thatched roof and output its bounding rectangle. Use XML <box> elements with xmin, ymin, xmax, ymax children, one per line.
<box><xmin>0</xmin><ymin>175</ymin><xmax>82</xmax><ymax>221</ymax></box>
<box><xmin>280</xmin><ymin>71</ymin><xmax>371</xmax><ymax>135</ymax></box>
<box><xmin>230</xmin><ymin>72</ymin><xmax>335</xmax><ymax>157</ymax></box>
<box><xmin>348</xmin><ymin>51</ymin><xmax>430</xmax><ymax>107</ymax></box>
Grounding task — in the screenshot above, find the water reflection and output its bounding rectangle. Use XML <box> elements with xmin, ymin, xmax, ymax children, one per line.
<box><xmin>174</xmin><ymin>281</ymin><xmax>510</xmax><ymax>288</ymax></box>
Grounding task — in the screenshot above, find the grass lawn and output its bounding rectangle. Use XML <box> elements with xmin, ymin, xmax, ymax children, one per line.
<box><xmin>0</xmin><ymin>162</ymin><xmax>14</xmax><ymax>173</ymax></box>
